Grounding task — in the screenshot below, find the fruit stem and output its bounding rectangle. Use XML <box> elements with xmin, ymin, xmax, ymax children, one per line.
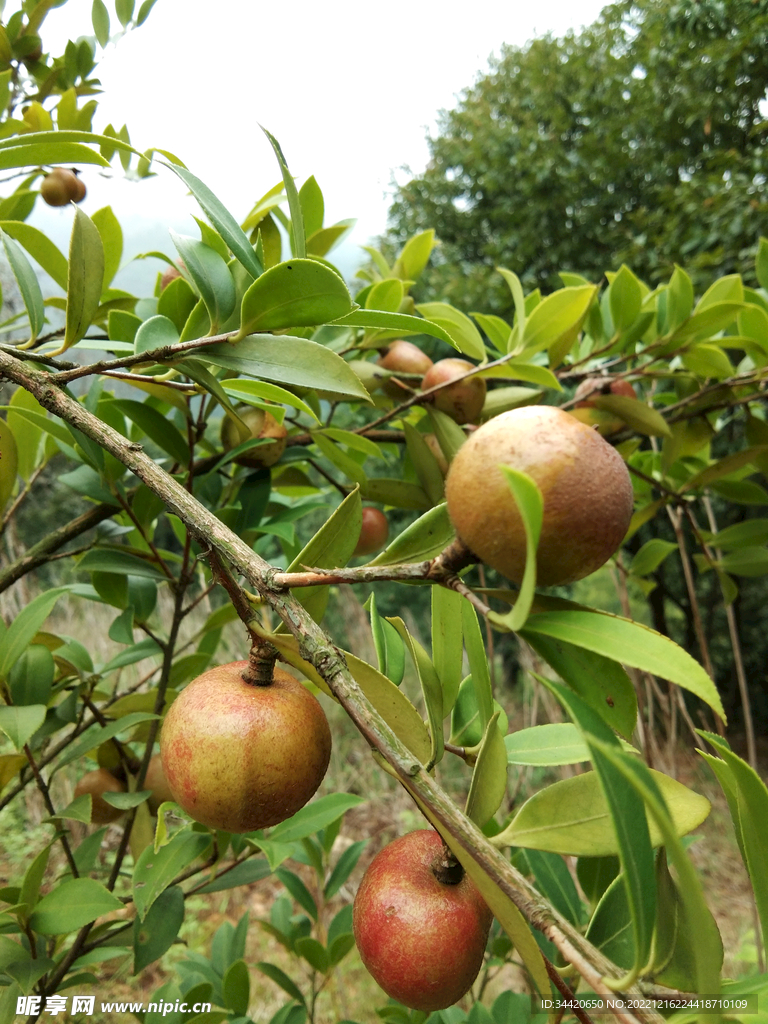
<box><xmin>242</xmin><ymin>645</ymin><xmax>278</xmax><ymax>686</ymax></box>
<box><xmin>431</xmin><ymin>841</ymin><xmax>465</xmax><ymax>885</ymax></box>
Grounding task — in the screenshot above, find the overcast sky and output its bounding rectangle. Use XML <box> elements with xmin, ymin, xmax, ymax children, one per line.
<box><xmin>38</xmin><ymin>0</ymin><xmax>609</xmax><ymax>282</ymax></box>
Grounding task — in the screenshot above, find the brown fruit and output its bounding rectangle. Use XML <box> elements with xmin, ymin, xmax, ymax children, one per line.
<box><xmin>221</xmin><ymin>405</ymin><xmax>288</xmax><ymax>468</ymax></box>
<box><xmin>159</xmin><ymin>662</ymin><xmax>332</xmax><ymax>832</ymax></box>
<box><xmin>445</xmin><ymin>405</ymin><xmax>634</xmax><ymax>586</ymax></box>
<box><xmin>144</xmin><ymin>753</ymin><xmax>175</xmax><ymax>814</ymax></box>
<box><xmin>421</xmin><ymin>358</ymin><xmax>486</xmax><ymax>425</ymax></box>
<box><xmin>354</xmin><ymin>507</ymin><xmax>389</xmax><ymax>555</ymax></box>
<box><xmin>376</xmin><ymin>340</ymin><xmax>434</xmax><ymax>399</ymax></box>
<box><xmin>40</xmin><ymin>168</ymin><xmax>80</xmax><ymax>207</ymax></box>
<box><xmin>74</xmin><ymin>768</ymin><xmax>126</xmax><ymax>825</ymax></box>
<box><xmin>353</xmin><ymin>829</ymin><xmax>492</xmax><ymax>1011</ymax></box>
<box><xmin>573</xmin><ymin>377</ymin><xmax>637</xmax><ymax>407</ymax></box>
<box><xmin>70</xmin><ymin>173</ymin><xmax>86</xmax><ymax>204</ymax></box>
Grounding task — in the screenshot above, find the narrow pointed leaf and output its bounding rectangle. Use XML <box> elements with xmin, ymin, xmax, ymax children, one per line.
<box><xmin>0</xmin><ymin>231</ymin><xmax>43</xmax><ymax>342</ymax></box>
<box><xmin>366</xmin><ymin>502</ymin><xmax>454</xmax><ymax>566</ymax></box>
<box><xmin>170</xmin><ymin>232</ymin><xmax>236</xmax><ymax>331</ymax></box>
<box><xmin>261</xmin><ymin>127</ymin><xmax>306</xmax><ymax>258</ymax></box>
<box><xmin>63</xmin><ymin>208</ymin><xmax>105</xmax><ymax>351</ymax></box>
<box><xmin>387</xmin><ymin>617</ymin><xmax>444</xmax><ymax>766</ymax></box>
<box><xmin>465</xmin><ymin>711</ymin><xmax>508</xmax><ymax>826</ymax></box>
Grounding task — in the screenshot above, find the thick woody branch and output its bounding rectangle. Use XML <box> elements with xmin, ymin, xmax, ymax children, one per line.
<box><xmin>0</xmin><ymin>350</ymin><xmax>660</xmax><ymax>1016</ymax></box>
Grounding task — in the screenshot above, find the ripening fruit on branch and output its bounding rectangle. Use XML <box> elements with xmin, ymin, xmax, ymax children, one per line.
<box><xmin>40</xmin><ymin>167</ymin><xmax>85</xmax><ymax>206</ymax></box>
<box><xmin>421</xmin><ymin>358</ymin><xmax>486</xmax><ymax>424</ymax></box>
<box><xmin>354</xmin><ymin>507</ymin><xmax>389</xmax><ymax>555</ymax></box>
<box><xmin>74</xmin><ymin>768</ymin><xmax>126</xmax><ymax>824</ymax></box>
<box><xmin>573</xmin><ymin>377</ymin><xmax>637</xmax><ymax>406</ymax></box>
<box><xmin>353</xmin><ymin>829</ymin><xmax>493</xmax><ymax>1011</ymax></box>
<box><xmin>445</xmin><ymin>405</ymin><xmax>634</xmax><ymax>586</ymax></box>
<box><xmin>160</xmin><ymin>662</ymin><xmax>332</xmax><ymax>832</ymax></box>
<box><xmin>376</xmin><ymin>340</ymin><xmax>434</xmax><ymax>398</ymax></box>
<box><xmin>220</xmin><ymin>405</ymin><xmax>288</xmax><ymax>468</ymax></box>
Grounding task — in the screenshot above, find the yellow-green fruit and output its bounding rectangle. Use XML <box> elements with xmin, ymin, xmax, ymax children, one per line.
<box><xmin>160</xmin><ymin>662</ymin><xmax>332</xmax><ymax>832</ymax></box>
<box><xmin>421</xmin><ymin>359</ymin><xmax>486</xmax><ymax>425</ymax></box>
<box><xmin>221</xmin><ymin>405</ymin><xmax>287</xmax><ymax>468</ymax></box>
<box><xmin>40</xmin><ymin>168</ymin><xmax>79</xmax><ymax>207</ymax></box>
<box><xmin>377</xmin><ymin>340</ymin><xmax>434</xmax><ymax>399</ymax></box>
<box><xmin>74</xmin><ymin>768</ymin><xmax>126</xmax><ymax>824</ymax></box>
<box><xmin>145</xmin><ymin>753</ymin><xmax>175</xmax><ymax>814</ymax></box>
<box><xmin>445</xmin><ymin>405</ymin><xmax>634</xmax><ymax>586</ymax></box>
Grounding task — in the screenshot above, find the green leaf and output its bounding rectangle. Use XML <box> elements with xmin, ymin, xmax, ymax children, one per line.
<box><xmin>449</xmin><ymin>675</ymin><xmax>508</xmax><ymax>749</ymax></box>
<box><xmin>58</xmin><ymin>712</ymin><xmax>160</xmax><ymax>769</ymax></box>
<box><xmin>520</xmin><ymin>285</ymin><xmax>597</xmax><ymax>359</ymax></box>
<box><xmin>757</xmin><ymin>238</ymin><xmax>768</xmax><ymax>293</ymax></box>
<box><xmin>162</xmin><ymin>162</ymin><xmax>262</xmax><ymax>278</ymax></box>
<box><xmin>462</xmin><ymin>600</ymin><xmax>493</xmax><ymax>732</ymax></box>
<box><xmin>77</xmin><ymin>548</ymin><xmax>167</xmax><ymax>579</ymax></box>
<box><xmin>507</xmin><ymin>723</ymin><xmax>610</xmax><ymax>766</ymax></box>
<box><xmin>170</xmin><ymin>232</ymin><xmax>236</xmax><ymax>332</ymax></box>
<box><xmin>195</xmin><ymin>857</ymin><xmax>270</xmax><ymax>894</ymax></box>
<box><xmin>0</xmin><ymin>222</ymin><xmax>67</xmax><ymax>290</ymax></box>
<box><xmin>0</xmin><ymin>587</ymin><xmax>68</xmax><ymax>681</ymax></box>
<box><xmin>133</xmin><ymin>831</ymin><xmax>211</xmax><ymax>920</ymax></box>
<box><xmin>584</xmin><ymin>872</ymin><xmax>634</xmax><ymax>969</ymax></box>
<box><xmin>298</xmin><ymin>176</ymin><xmax>323</xmax><ymax>238</ymax></box>
<box><xmin>324</xmin><ymin>841</ymin><xmax>366</xmax><ymax>899</ymax></box>
<box><xmin>0</xmin><ymin>230</ymin><xmax>43</xmax><ymax>343</ymax></box>
<box><xmin>133</xmin><ymin>314</ymin><xmax>180</xmax><ymax>356</ymax></box>
<box><xmin>590</xmin><ymin>394</ymin><xmax>671</xmax><ymax>437</ymax></box>
<box><xmin>0</xmin><ymin>705</ymin><xmax>45</xmax><ymax>751</ymax></box>
<box><xmin>394</xmin><ymin>230</ymin><xmax>435</xmax><ymax>281</ymax></box>
<box><xmin>115</xmin><ymin>0</ymin><xmax>135</xmax><ymax>26</ymax></box>
<box><xmin>403</xmin><ymin>422</ymin><xmax>444</xmax><ymax>506</ymax></box>
<box><xmin>256</xmin><ymin>962</ymin><xmax>306</xmax><ymax>1006</ymax></box>
<box><xmin>503</xmin><ymin>767</ymin><xmax>710</xmax><ymax>856</ymax></box>
<box><xmin>387</xmin><ymin>617</ymin><xmax>444</xmax><ymax>767</ymax></box>
<box><xmin>465</xmin><ymin>711</ymin><xmax>508</xmax><ymax>827</ymax></box>
<box><xmin>366</xmin><ymin>593</ymin><xmax>405</xmax><ymax>686</ymax></box>
<box><xmin>358</xmin><ymin>477</ymin><xmax>430</xmax><ymax>511</ymax></box>
<box><xmin>295</xmin><ymin>936</ymin><xmax>330</xmax><ymax>974</ymax></box>
<box><xmin>112</xmin><ymin>398</ymin><xmax>189</xmax><ymax>466</ymax></box>
<box><xmin>237</xmin><ymin>258</ymin><xmax>352</xmax><ymax>337</ymax></box>
<box><xmin>91</xmin><ymin>206</ymin><xmax>123</xmax><ymax>288</ymax></box>
<box><xmin>332</xmin><ymin>308</ymin><xmax>455</xmax><ymax>347</ymax></box>
<box><xmin>133</xmin><ymin>885</ymin><xmax>184</xmax><ymax>973</ymax></box>
<box><xmin>91</xmin><ymin>0</ymin><xmax>110</xmax><ymax>45</ymax></box>
<box><xmin>262</xmin><ymin>127</ymin><xmax>306</xmax><ymax>259</ymax></box>
<box><xmin>367</xmin><ymin>503</ymin><xmax>454</xmax><ymax>566</ymax></box>
<box><xmin>268</xmin><ymin>793</ymin><xmax>364</xmax><ymax>844</ymax></box>
<box><xmin>519</xmin><ymin>605</ymin><xmax>725</xmax><ymax>721</ymax></box>
<box><xmin>203</xmin><ymin>335</ymin><xmax>371</xmax><ymax>403</ymax></box>
<box><xmin>415</xmin><ymin>301</ymin><xmax>486</xmax><ymax>360</ymax></box>
<box><xmin>670</xmin><ymin>302</ymin><xmax>744</xmax><ymax>342</ymax></box>
<box><xmin>495</xmin><ymin>467</ymin><xmax>542</xmax><ymax>630</ymax></box>
<box><xmin>0</xmin><ymin>417</ymin><xmax>18</xmax><ymax>511</ymax></box>
<box><xmin>222</xmin><ymin>959</ymin><xmax>250</xmax><ymax>1016</ymax></box>
<box><xmin>541</xmin><ymin>679</ymin><xmax>655</xmax><ymax>983</ymax></box>
<box><xmin>629</xmin><ymin>539</ymin><xmax>678</xmax><ymax>577</ymax></box>
<box><xmin>63</xmin><ymin>207</ymin><xmax>105</xmax><ymax>352</ymax></box>
<box><xmin>609</xmin><ymin>265</ymin><xmax>643</xmax><ymax>333</ymax></box>
<box><xmin>9</xmin><ymin>645</ymin><xmax>54</xmax><ymax>707</ymax></box>
<box><xmin>20</xmin><ymin>843</ymin><xmax>50</xmax><ymax>917</ymax></box>
<box><xmin>221</xmin><ymin>378</ymin><xmax>319</xmax><ymax>422</ymax></box>
<box><xmin>276</xmin><ymin>868</ymin><xmax>318</xmax><ymax>921</ymax></box>
<box><xmin>472</xmin><ymin>312</ymin><xmax>513</xmax><ymax>352</ymax></box>
<box><xmin>431</xmin><ymin>586</ymin><xmax>463</xmax><ymax>716</ymax></box>
<box><xmin>30</xmin><ymin>877</ymin><xmax>122</xmax><ymax>934</ymax></box>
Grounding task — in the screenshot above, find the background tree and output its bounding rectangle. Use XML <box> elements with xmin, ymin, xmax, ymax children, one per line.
<box><xmin>386</xmin><ymin>0</ymin><xmax>768</xmax><ymax>313</ymax></box>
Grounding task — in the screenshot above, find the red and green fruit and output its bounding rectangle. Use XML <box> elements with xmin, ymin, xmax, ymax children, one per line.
<box><xmin>74</xmin><ymin>768</ymin><xmax>126</xmax><ymax>825</ymax></box>
<box><xmin>445</xmin><ymin>405</ymin><xmax>634</xmax><ymax>586</ymax></box>
<box><xmin>354</xmin><ymin>507</ymin><xmax>389</xmax><ymax>555</ymax></box>
<box><xmin>376</xmin><ymin>340</ymin><xmax>434</xmax><ymax>398</ymax></box>
<box><xmin>221</xmin><ymin>405</ymin><xmax>288</xmax><ymax>468</ymax></box>
<box><xmin>160</xmin><ymin>662</ymin><xmax>332</xmax><ymax>832</ymax></box>
<box><xmin>421</xmin><ymin>358</ymin><xmax>486</xmax><ymax>424</ymax></box>
<box><xmin>353</xmin><ymin>829</ymin><xmax>493</xmax><ymax>1011</ymax></box>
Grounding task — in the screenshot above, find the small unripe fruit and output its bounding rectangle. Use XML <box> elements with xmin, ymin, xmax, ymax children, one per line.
<box><xmin>422</xmin><ymin>359</ymin><xmax>486</xmax><ymax>425</ymax></box>
<box><xmin>574</xmin><ymin>377</ymin><xmax>637</xmax><ymax>406</ymax></box>
<box><xmin>221</xmin><ymin>405</ymin><xmax>288</xmax><ymax>468</ymax></box>
<box><xmin>377</xmin><ymin>340</ymin><xmax>434</xmax><ymax>399</ymax></box>
<box><xmin>40</xmin><ymin>168</ymin><xmax>80</xmax><ymax>207</ymax></box>
<box><xmin>353</xmin><ymin>829</ymin><xmax>492</xmax><ymax>1011</ymax></box>
<box><xmin>354</xmin><ymin>507</ymin><xmax>389</xmax><ymax>556</ymax></box>
<box><xmin>74</xmin><ymin>768</ymin><xmax>126</xmax><ymax>824</ymax></box>
<box><xmin>144</xmin><ymin>753</ymin><xmax>174</xmax><ymax>814</ymax></box>
<box><xmin>160</xmin><ymin>662</ymin><xmax>332</xmax><ymax>832</ymax></box>
<box><xmin>445</xmin><ymin>405</ymin><xmax>634</xmax><ymax>586</ymax></box>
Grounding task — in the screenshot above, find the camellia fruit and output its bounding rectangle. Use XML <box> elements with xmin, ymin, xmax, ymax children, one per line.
<box><xmin>220</xmin><ymin>405</ymin><xmax>288</xmax><ymax>469</ymax></box>
<box><xmin>421</xmin><ymin>358</ymin><xmax>486</xmax><ymax>425</ymax></box>
<box><xmin>40</xmin><ymin>168</ymin><xmax>80</xmax><ymax>207</ymax></box>
<box><xmin>74</xmin><ymin>768</ymin><xmax>126</xmax><ymax>825</ymax></box>
<box><xmin>573</xmin><ymin>377</ymin><xmax>637</xmax><ymax>406</ymax></box>
<box><xmin>353</xmin><ymin>829</ymin><xmax>492</xmax><ymax>1011</ymax></box>
<box><xmin>376</xmin><ymin>340</ymin><xmax>434</xmax><ymax>399</ymax></box>
<box><xmin>144</xmin><ymin>753</ymin><xmax>175</xmax><ymax>814</ymax></box>
<box><xmin>445</xmin><ymin>405</ymin><xmax>634</xmax><ymax>586</ymax></box>
<box><xmin>160</xmin><ymin>662</ymin><xmax>332</xmax><ymax>832</ymax></box>
<box><xmin>354</xmin><ymin>507</ymin><xmax>389</xmax><ymax>556</ymax></box>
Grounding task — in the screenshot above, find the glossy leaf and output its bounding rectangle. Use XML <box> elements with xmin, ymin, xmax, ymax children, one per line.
<box><xmin>493</xmin><ymin>468</ymin><xmax>542</xmax><ymax>630</ymax></box>
<box><xmin>0</xmin><ymin>705</ymin><xmax>45</xmax><ymax>751</ymax></box>
<box><xmin>462</xmin><ymin>600</ymin><xmax>493</xmax><ymax>732</ymax></box>
<box><xmin>133</xmin><ymin>886</ymin><xmax>184</xmax><ymax>974</ymax></box>
<box><xmin>262</xmin><ymin>127</ymin><xmax>305</xmax><ymax>258</ymax></box>
<box><xmin>0</xmin><ymin>587</ymin><xmax>68</xmax><ymax>681</ymax></box>
<box><xmin>403</xmin><ymin>422</ymin><xmax>444</xmax><ymax>505</ymax></box>
<box><xmin>519</xmin><ymin>285</ymin><xmax>597</xmax><ymax>358</ymax></box>
<box><xmin>431</xmin><ymin>585</ymin><xmax>463</xmax><ymax>715</ymax></box>
<box><xmin>629</xmin><ymin>539</ymin><xmax>678</xmax><ymax>577</ymax></box>
<box><xmin>590</xmin><ymin>394</ymin><xmax>670</xmax><ymax>437</ymax></box>
<box><xmin>92</xmin><ymin>206</ymin><xmax>123</xmax><ymax>289</ymax></box>
<box><xmin>519</xmin><ymin>605</ymin><xmax>725</xmax><ymax>721</ymax></box>
<box><xmin>203</xmin><ymin>335</ymin><xmax>371</xmax><ymax>403</ymax></box>
<box><xmin>367</xmin><ymin>502</ymin><xmax>454</xmax><ymax>566</ymax></box>
<box><xmin>519</xmin><ymin>848</ymin><xmax>585</xmax><ymax>926</ymax></box>
<box><xmin>506</xmin><ymin>723</ymin><xmax>612</xmax><ymax>766</ymax></box>
<box><xmin>237</xmin><ymin>258</ymin><xmax>352</xmax><ymax>337</ymax></box>
<box><xmin>387</xmin><ymin>617</ymin><xmax>443</xmax><ymax>766</ymax></box>
<box><xmin>464</xmin><ymin>712</ymin><xmax>508</xmax><ymax>827</ymax></box>
<box><xmin>0</xmin><ymin>230</ymin><xmax>43</xmax><ymax>343</ymax></box>
<box><xmin>331</xmin><ymin>308</ymin><xmax>455</xmax><ymax>347</ymax></box>
<box><xmin>63</xmin><ymin>207</ymin><xmax>105</xmax><ymax>352</ymax></box>
<box><xmin>0</xmin><ymin>416</ymin><xmax>18</xmax><ymax>512</ymax></box>
<box><xmin>162</xmin><ymin>162</ymin><xmax>263</xmax><ymax>278</ymax></box>
<box><xmin>29</xmin><ymin>878</ymin><xmax>122</xmax><ymax>934</ymax></box>
<box><xmin>393</xmin><ymin>229</ymin><xmax>435</xmax><ymax>280</ymax></box>
<box><xmin>416</xmin><ymin>301</ymin><xmax>486</xmax><ymax>360</ymax></box>
<box><xmin>268</xmin><ymin>793</ymin><xmax>364</xmax><ymax>844</ymax></box>
<box><xmin>221</xmin><ymin>378</ymin><xmax>319</xmax><ymax>422</ymax></box>
<box><xmin>358</xmin><ymin>478</ymin><xmax>430</xmax><ymax>510</ymax></box>
<box><xmin>133</xmin><ymin>832</ymin><xmax>212</xmax><ymax>920</ymax></box>
<box><xmin>133</xmin><ymin>314</ymin><xmax>180</xmax><ymax>356</ymax></box>
<box><xmin>170</xmin><ymin>232</ymin><xmax>236</xmax><ymax>331</ymax></box>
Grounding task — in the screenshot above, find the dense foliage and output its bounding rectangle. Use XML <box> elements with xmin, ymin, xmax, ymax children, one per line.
<box><xmin>385</xmin><ymin>0</ymin><xmax>768</xmax><ymax>312</ymax></box>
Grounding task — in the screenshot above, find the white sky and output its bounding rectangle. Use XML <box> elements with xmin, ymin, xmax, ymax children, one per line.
<box><xmin>38</xmin><ymin>0</ymin><xmax>609</xmax><ymax>280</ymax></box>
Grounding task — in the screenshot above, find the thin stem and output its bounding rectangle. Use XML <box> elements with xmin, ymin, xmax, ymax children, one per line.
<box><xmin>22</xmin><ymin>744</ymin><xmax>79</xmax><ymax>876</ymax></box>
